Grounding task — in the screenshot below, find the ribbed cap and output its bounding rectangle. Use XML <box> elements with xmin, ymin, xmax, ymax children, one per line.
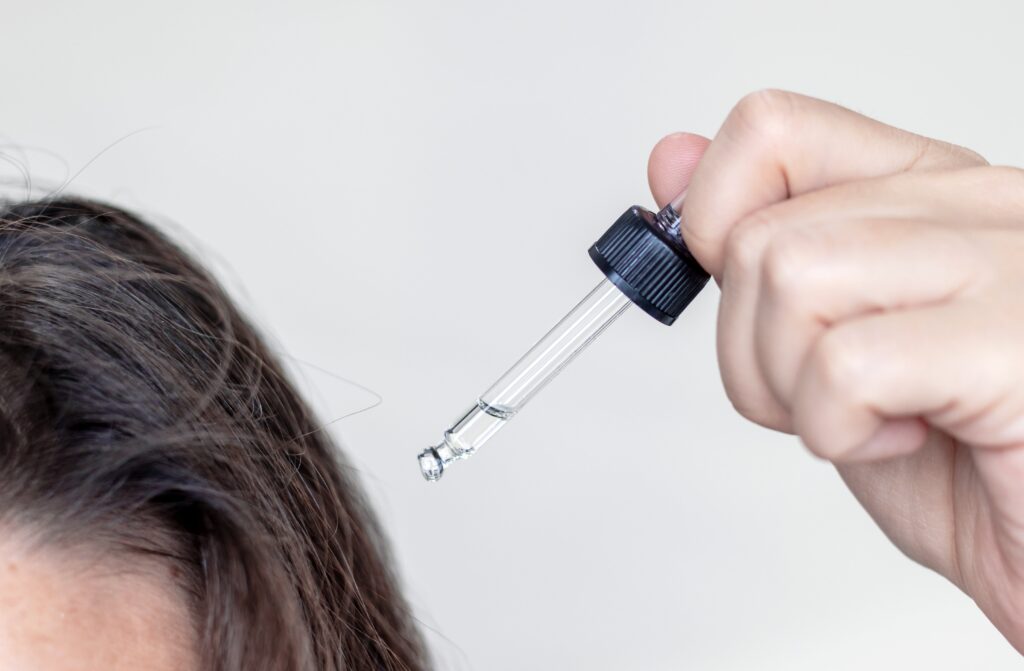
<box><xmin>588</xmin><ymin>206</ymin><xmax>710</xmax><ymax>325</ymax></box>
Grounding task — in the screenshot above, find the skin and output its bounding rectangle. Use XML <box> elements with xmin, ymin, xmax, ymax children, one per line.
<box><xmin>647</xmin><ymin>89</ymin><xmax>1024</xmax><ymax>652</ymax></box>
<box><xmin>0</xmin><ymin>529</ymin><xmax>197</xmax><ymax>670</ymax></box>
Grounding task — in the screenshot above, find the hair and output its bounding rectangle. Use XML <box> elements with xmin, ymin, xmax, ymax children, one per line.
<box><xmin>0</xmin><ymin>197</ymin><xmax>428</xmax><ymax>670</ymax></box>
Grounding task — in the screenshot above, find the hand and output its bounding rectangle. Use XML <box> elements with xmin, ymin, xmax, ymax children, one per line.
<box><xmin>648</xmin><ymin>89</ymin><xmax>1024</xmax><ymax>652</ymax></box>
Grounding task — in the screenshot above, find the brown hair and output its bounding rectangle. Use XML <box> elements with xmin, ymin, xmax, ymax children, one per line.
<box><xmin>0</xmin><ymin>197</ymin><xmax>428</xmax><ymax>670</ymax></box>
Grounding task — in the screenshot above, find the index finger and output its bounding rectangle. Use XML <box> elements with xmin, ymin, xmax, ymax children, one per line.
<box><xmin>657</xmin><ymin>89</ymin><xmax>986</xmax><ymax>278</ymax></box>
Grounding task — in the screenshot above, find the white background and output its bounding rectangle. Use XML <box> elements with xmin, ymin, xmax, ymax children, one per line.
<box><xmin>2</xmin><ymin>1</ymin><xmax>1023</xmax><ymax>668</ymax></box>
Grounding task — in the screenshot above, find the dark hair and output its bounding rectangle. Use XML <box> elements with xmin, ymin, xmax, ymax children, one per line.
<box><xmin>0</xmin><ymin>198</ymin><xmax>428</xmax><ymax>670</ymax></box>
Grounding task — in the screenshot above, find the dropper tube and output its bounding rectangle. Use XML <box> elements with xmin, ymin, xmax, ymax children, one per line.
<box><xmin>417</xmin><ymin>278</ymin><xmax>631</xmax><ymax>480</ymax></box>
<box><xmin>417</xmin><ymin>195</ymin><xmax>709</xmax><ymax>481</ymax></box>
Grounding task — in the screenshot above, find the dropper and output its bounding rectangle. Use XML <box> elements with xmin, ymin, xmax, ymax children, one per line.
<box><xmin>417</xmin><ymin>191</ymin><xmax>709</xmax><ymax>481</ymax></box>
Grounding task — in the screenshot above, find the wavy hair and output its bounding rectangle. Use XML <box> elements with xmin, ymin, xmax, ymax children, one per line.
<box><xmin>0</xmin><ymin>198</ymin><xmax>427</xmax><ymax>670</ymax></box>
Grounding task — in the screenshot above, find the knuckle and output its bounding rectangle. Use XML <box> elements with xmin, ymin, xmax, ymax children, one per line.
<box><xmin>761</xmin><ymin>229</ymin><xmax>818</xmax><ymax>300</ymax></box>
<box><xmin>728</xmin><ymin>89</ymin><xmax>803</xmax><ymax>144</ymax></box>
<box><xmin>723</xmin><ymin>211</ymin><xmax>774</xmax><ymax>278</ymax></box>
<box><xmin>813</xmin><ymin>328</ymin><xmax>869</xmax><ymax>399</ymax></box>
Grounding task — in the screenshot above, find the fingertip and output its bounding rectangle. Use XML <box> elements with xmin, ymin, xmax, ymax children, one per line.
<box><xmin>647</xmin><ymin>132</ymin><xmax>711</xmax><ymax>208</ymax></box>
<box><xmin>837</xmin><ymin>418</ymin><xmax>929</xmax><ymax>462</ymax></box>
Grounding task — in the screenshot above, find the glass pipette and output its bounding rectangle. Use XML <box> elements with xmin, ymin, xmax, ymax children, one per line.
<box><xmin>417</xmin><ymin>191</ymin><xmax>709</xmax><ymax>481</ymax></box>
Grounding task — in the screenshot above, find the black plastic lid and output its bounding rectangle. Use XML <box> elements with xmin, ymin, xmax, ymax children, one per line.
<box><xmin>588</xmin><ymin>206</ymin><xmax>710</xmax><ymax>325</ymax></box>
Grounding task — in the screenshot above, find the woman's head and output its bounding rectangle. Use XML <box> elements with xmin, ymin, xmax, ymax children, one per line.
<box><xmin>0</xmin><ymin>198</ymin><xmax>426</xmax><ymax>670</ymax></box>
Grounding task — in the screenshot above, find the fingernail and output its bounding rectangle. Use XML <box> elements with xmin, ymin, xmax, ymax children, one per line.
<box><xmin>845</xmin><ymin>419</ymin><xmax>928</xmax><ymax>461</ymax></box>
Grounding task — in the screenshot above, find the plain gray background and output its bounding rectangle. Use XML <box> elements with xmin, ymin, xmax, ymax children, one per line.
<box><xmin>3</xmin><ymin>0</ymin><xmax>1023</xmax><ymax>668</ymax></box>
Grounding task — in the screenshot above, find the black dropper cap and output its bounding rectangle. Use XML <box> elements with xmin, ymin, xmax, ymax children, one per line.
<box><xmin>588</xmin><ymin>205</ymin><xmax>710</xmax><ymax>325</ymax></box>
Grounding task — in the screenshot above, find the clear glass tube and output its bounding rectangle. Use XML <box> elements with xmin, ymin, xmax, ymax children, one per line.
<box><xmin>418</xmin><ymin>277</ymin><xmax>632</xmax><ymax>480</ymax></box>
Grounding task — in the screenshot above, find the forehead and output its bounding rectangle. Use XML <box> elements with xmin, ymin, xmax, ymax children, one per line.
<box><xmin>0</xmin><ymin>534</ymin><xmax>196</xmax><ymax>671</ymax></box>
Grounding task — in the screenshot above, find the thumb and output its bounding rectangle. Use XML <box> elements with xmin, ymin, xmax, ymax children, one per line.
<box><xmin>647</xmin><ymin>132</ymin><xmax>711</xmax><ymax>209</ymax></box>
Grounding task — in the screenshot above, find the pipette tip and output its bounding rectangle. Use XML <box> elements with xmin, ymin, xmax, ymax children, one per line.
<box><xmin>417</xmin><ymin>447</ymin><xmax>445</xmax><ymax>481</ymax></box>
